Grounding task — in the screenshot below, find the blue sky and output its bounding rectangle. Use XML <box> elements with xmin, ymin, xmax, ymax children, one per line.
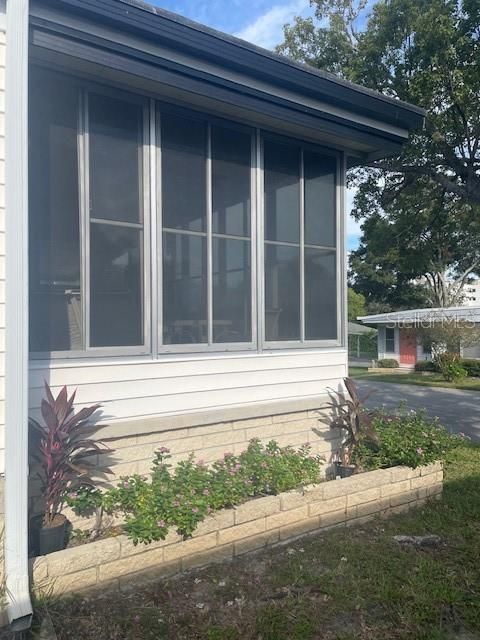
<box><xmin>153</xmin><ymin>0</ymin><xmax>314</xmax><ymax>48</ymax></box>
<box><xmin>150</xmin><ymin>0</ymin><xmax>362</xmax><ymax>250</ymax></box>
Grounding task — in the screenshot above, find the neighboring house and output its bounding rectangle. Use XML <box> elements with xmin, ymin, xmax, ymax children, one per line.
<box><xmin>0</xmin><ymin>0</ymin><xmax>424</xmax><ymax>627</ymax></box>
<box><xmin>359</xmin><ymin>306</ymin><xmax>480</xmax><ymax>367</ymax></box>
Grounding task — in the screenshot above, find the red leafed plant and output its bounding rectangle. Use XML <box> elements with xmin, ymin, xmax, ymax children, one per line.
<box><xmin>327</xmin><ymin>377</ymin><xmax>379</xmax><ymax>467</ymax></box>
<box><xmin>29</xmin><ymin>383</ymin><xmax>112</xmax><ymax>528</ymax></box>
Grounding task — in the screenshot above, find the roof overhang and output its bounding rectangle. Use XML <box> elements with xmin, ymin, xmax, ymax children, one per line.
<box><xmin>358</xmin><ymin>306</ymin><xmax>480</xmax><ymax>326</ymax></box>
<box><xmin>348</xmin><ymin>321</ymin><xmax>377</xmax><ymax>335</ymax></box>
<box><xmin>29</xmin><ymin>0</ymin><xmax>425</xmax><ymax>160</ymax></box>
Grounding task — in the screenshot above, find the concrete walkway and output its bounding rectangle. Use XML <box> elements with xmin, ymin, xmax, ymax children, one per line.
<box><xmin>354</xmin><ymin>379</ymin><xmax>480</xmax><ymax>442</ymax></box>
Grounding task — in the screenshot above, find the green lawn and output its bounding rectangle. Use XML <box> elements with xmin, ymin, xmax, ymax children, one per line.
<box><xmin>32</xmin><ymin>444</ymin><xmax>480</xmax><ymax>640</ymax></box>
<box><xmin>349</xmin><ymin>366</ymin><xmax>480</xmax><ymax>392</ymax></box>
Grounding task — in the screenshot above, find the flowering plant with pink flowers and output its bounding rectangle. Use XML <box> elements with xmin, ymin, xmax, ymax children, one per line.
<box><xmin>67</xmin><ymin>439</ymin><xmax>323</xmax><ymax>545</ymax></box>
<box><xmin>353</xmin><ymin>407</ymin><xmax>463</xmax><ymax>471</ymax></box>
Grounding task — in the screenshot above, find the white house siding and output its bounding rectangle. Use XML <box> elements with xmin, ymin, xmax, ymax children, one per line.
<box><xmin>28</xmin><ymin>350</ymin><xmax>347</xmax><ymax>424</ymax></box>
<box><xmin>28</xmin><ymin>350</ymin><xmax>347</xmax><ymax>524</ymax></box>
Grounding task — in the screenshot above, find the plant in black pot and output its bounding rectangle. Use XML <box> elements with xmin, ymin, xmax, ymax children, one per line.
<box><xmin>29</xmin><ymin>383</ymin><xmax>112</xmax><ymax>556</ymax></box>
<box><xmin>327</xmin><ymin>377</ymin><xmax>379</xmax><ymax>478</ymax></box>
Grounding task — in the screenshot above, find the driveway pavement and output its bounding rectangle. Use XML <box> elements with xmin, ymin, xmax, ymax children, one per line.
<box><xmin>354</xmin><ymin>379</ymin><xmax>480</xmax><ymax>442</ymax></box>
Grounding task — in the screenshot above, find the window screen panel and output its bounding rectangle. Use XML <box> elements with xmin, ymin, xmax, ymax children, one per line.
<box><xmin>304</xmin><ymin>248</ymin><xmax>337</xmax><ymax>340</ymax></box>
<box><xmin>89</xmin><ymin>93</ymin><xmax>144</xmax><ymax>224</ymax></box>
<box><xmin>161</xmin><ymin>113</ymin><xmax>207</xmax><ymax>233</ymax></box>
<box><xmin>265</xmin><ymin>244</ymin><xmax>300</xmax><ymax>341</ymax></box>
<box><xmin>212</xmin><ymin>126</ymin><xmax>251</xmax><ymax>237</ymax></box>
<box><xmin>29</xmin><ymin>69</ymin><xmax>83</xmax><ymax>352</ymax></box>
<box><xmin>304</xmin><ymin>151</ymin><xmax>336</xmax><ymax>248</ymax></box>
<box><xmin>163</xmin><ymin>232</ymin><xmax>208</xmax><ymax>344</ymax></box>
<box><xmin>88</xmin><ymin>92</ymin><xmax>146</xmax><ymax>348</ymax></box>
<box><xmin>213</xmin><ymin>237</ymin><xmax>251</xmax><ymax>343</ymax></box>
<box><xmin>90</xmin><ymin>224</ymin><xmax>143</xmax><ymax>347</ymax></box>
<box><xmin>264</xmin><ymin>140</ymin><xmax>300</xmax><ymax>243</ymax></box>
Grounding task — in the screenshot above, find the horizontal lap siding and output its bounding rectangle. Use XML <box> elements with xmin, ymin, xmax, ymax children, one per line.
<box><xmin>28</xmin><ymin>351</ymin><xmax>347</xmax><ymax>423</ymax></box>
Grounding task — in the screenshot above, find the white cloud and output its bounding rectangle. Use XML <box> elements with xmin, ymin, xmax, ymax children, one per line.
<box><xmin>235</xmin><ymin>0</ymin><xmax>312</xmax><ymax>49</ymax></box>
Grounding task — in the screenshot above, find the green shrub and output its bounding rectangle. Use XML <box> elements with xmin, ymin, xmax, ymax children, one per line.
<box><xmin>353</xmin><ymin>409</ymin><xmax>463</xmax><ymax>471</ymax></box>
<box><xmin>460</xmin><ymin>358</ymin><xmax>480</xmax><ymax>378</ymax></box>
<box><xmin>67</xmin><ymin>440</ymin><xmax>323</xmax><ymax>545</ymax></box>
<box><xmin>414</xmin><ymin>357</ymin><xmax>480</xmax><ymax>377</ymax></box>
<box><xmin>435</xmin><ymin>352</ymin><xmax>467</xmax><ymax>382</ymax></box>
<box><xmin>414</xmin><ymin>360</ymin><xmax>437</xmax><ymax>373</ymax></box>
<box><xmin>377</xmin><ymin>358</ymin><xmax>399</xmax><ymax>368</ymax></box>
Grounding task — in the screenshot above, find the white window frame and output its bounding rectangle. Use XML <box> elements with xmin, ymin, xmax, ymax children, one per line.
<box><xmin>385</xmin><ymin>326</ymin><xmax>396</xmax><ymax>353</ymax></box>
<box><xmin>30</xmin><ymin>77</ymin><xmax>152</xmax><ymax>360</ymax></box>
<box><xmin>260</xmin><ymin>132</ymin><xmax>343</xmax><ymax>351</ymax></box>
<box><xmin>29</xmin><ymin>67</ymin><xmax>346</xmax><ymax>361</ymax></box>
<box><xmin>155</xmin><ymin>102</ymin><xmax>258</xmax><ymax>354</ymax></box>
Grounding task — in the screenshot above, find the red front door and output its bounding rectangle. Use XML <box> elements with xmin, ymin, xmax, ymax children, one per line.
<box><xmin>399</xmin><ymin>329</ymin><xmax>417</xmax><ymax>365</ymax></box>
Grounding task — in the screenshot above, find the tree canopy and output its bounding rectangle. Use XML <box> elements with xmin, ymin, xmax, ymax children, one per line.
<box><xmin>347</xmin><ymin>287</ymin><xmax>366</xmax><ymax>321</ymax></box>
<box><xmin>278</xmin><ymin>0</ymin><xmax>480</xmax><ymax>309</ymax></box>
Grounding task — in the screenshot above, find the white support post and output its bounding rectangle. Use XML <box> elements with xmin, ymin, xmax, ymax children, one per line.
<box><xmin>4</xmin><ymin>0</ymin><xmax>33</xmax><ymax>627</ymax></box>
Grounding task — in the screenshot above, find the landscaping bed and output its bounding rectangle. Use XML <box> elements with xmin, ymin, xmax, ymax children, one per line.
<box><xmin>30</xmin><ymin>462</ymin><xmax>443</xmax><ymax>596</ymax></box>
<box><xmin>29</xmin><ymin>378</ymin><xmax>459</xmax><ymax>594</ymax></box>
<box><xmin>31</xmin><ymin>444</ymin><xmax>480</xmax><ymax>640</ymax></box>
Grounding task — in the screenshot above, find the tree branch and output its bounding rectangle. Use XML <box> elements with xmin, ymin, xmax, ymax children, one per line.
<box><xmin>365</xmin><ymin>160</ymin><xmax>480</xmax><ymax>204</ymax></box>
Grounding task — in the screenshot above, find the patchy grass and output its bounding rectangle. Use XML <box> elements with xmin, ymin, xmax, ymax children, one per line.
<box><xmin>350</xmin><ymin>366</ymin><xmax>480</xmax><ymax>392</ymax></box>
<box><xmin>31</xmin><ymin>445</ymin><xmax>480</xmax><ymax>640</ymax></box>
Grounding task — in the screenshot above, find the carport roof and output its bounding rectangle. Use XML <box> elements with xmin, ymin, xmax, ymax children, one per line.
<box><xmin>348</xmin><ymin>321</ymin><xmax>377</xmax><ymax>335</ymax></box>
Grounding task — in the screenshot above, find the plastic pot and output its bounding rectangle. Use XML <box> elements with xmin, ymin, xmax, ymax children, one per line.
<box><xmin>334</xmin><ymin>462</ymin><xmax>356</xmax><ymax>479</ymax></box>
<box><xmin>31</xmin><ymin>514</ymin><xmax>69</xmax><ymax>556</ymax></box>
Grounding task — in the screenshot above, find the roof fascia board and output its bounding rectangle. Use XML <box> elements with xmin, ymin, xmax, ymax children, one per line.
<box><xmin>30</xmin><ymin>21</ymin><xmax>407</xmax><ymax>155</ymax></box>
<box><xmin>35</xmin><ymin>0</ymin><xmax>425</xmax><ymax>132</ymax></box>
<box><xmin>30</xmin><ymin>6</ymin><xmax>410</xmax><ymax>142</ymax></box>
